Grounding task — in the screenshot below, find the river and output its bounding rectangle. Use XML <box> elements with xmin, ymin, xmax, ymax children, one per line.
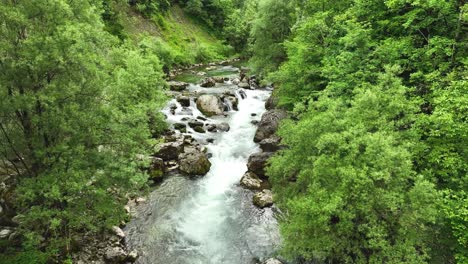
<box><xmin>124</xmin><ymin>65</ymin><xmax>281</xmax><ymax>264</ymax></box>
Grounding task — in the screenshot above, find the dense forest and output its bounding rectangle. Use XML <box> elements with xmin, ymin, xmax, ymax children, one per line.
<box><xmin>0</xmin><ymin>0</ymin><xmax>466</xmax><ymax>263</ymax></box>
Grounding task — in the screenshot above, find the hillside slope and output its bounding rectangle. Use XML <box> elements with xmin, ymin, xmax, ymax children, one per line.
<box><xmin>114</xmin><ymin>4</ymin><xmax>232</xmax><ymax>70</ymax></box>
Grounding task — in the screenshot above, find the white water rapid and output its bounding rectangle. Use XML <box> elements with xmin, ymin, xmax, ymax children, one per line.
<box><xmin>125</xmin><ymin>67</ymin><xmax>280</xmax><ymax>264</ymax></box>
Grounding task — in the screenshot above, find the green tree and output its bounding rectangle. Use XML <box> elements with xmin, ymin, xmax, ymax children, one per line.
<box><xmin>249</xmin><ymin>0</ymin><xmax>295</xmax><ymax>76</ymax></box>
<box><xmin>0</xmin><ymin>0</ymin><xmax>166</xmax><ymax>261</ymax></box>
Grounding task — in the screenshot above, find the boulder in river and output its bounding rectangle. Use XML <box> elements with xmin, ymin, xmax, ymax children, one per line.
<box><xmin>247</xmin><ymin>152</ymin><xmax>274</xmax><ymax>178</ymax></box>
<box><xmin>217</xmin><ymin>122</ymin><xmax>230</xmax><ymax>132</ymax></box>
<box><xmin>240</xmin><ymin>172</ymin><xmax>263</xmax><ymax>190</ymax></box>
<box><xmin>259</xmin><ymin>135</ymin><xmax>282</xmax><ymax>152</ymax></box>
<box><xmin>176</xmin><ymin>96</ymin><xmax>190</xmax><ymax>107</ymax></box>
<box><xmin>213</xmin><ymin>76</ymin><xmax>225</xmax><ymax>83</ymax></box>
<box><xmin>196</xmin><ymin>95</ymin><xmax>224</xmax><ymax>117</ymax></box>
<box><xmin>188</xmin><ymin>120</ymin><xmax>204</xmax><ymax>128</ymax></box>
<box><xmin>179</xmin><ymin>148</ymin><xmax>211</xmax><ymax>176</ymax></box>
<box><xmin>173</xmin><ymin>123</ymin><xmax>186</xmax><ymax>133</ymax></box>
<box><xmin>154</xmin><ymin>141</ymin><xmax>184</xmax><ymax>161</ymax></box>
<box><xmin>168</xmin><ymin>81</ymin><xmax>189</xmax><ymax>91</ymax></box>
<box><xmin>253</xmin><ymin>190</ymin><xmax>273</xmax><ymax>208</ymax></box>
<box><xmin>238</xmin><ymin>82</ymin><xmax>250</xmax><ymax>89</ymax></box>
<box><xmin>254</xmin><ymin>109</ymin><xmax>288</xmax><ymax>143</ymax></box>
<box><xmin>193</xmin><ymin>126</ymin><xmax>206</xmax><ymax>133</ymax></box>
<box><xmin>200</xmin><ymin>77</ymin><xmax>216</xmax><ymax>87</ymax></box>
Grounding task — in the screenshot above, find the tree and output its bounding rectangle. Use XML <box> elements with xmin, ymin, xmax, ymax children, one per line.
<box><xmin>249</xmin><ymin>0</ymin><xmax>295</xmax><ymax>76</ymax></box>
<box><xmin>0</xmin><ymin>0</ymin><xmax>166</xmax><ymax>261</ymax></box>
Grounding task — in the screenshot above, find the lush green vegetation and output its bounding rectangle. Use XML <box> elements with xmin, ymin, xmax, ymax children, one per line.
<box><xmin>248</xmin><ymin>0</ymin><xmax>467</xmax><ymax>263</ymax></box>
<box><xmin>1</xmin><ymin>0</ymin><xmax>466</xmax><ymax>263</ymax></box>
<box><xmin>0</xmin><ymin>0</ymin><xmax>237</xmax><ymax>262</ymax></box>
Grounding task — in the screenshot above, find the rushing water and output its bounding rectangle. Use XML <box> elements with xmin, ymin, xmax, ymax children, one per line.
<box><xmin>125</xmin><ymin>66</ymin><xmax>280</xmax><ymax>264</ymax></box>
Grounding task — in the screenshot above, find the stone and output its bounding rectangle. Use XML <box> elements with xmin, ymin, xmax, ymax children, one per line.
<box><xmin>127</xmin><ymin>250</ymin><xmax>138</xmax><ymax>262</ymax></box>
<box><xmin>206</xmin><ymin>124</ymin><xmax>217</xmax><ymax>132</ymax></box>
<box><xmin>213</xmin><ymin>76</ymin><xmax>225</xmax><ymax>83</ymax></box>
<box><xmin>200</xmin><ymin>77</ymin><xmax>216</xmax><ymax>87</ymax></box>
<box><xmin>104</xmin><ymin>247</ymin><xmax>127</xmax><ymax>263</ymax></box>
<box><xmin>238</xmin><ymin>89</ymin><xmax>247</xmax><ymax>99</ymax></box>
<box><xmin>135</xmin><ymin>197</ymin><xmax>146</xmax><ymax>204</ymax></box>
<box><xmin>112</xmin><ymin>226</ymin><xmax>125</xmax><ymax>239</ymax></box>
<box><xmin>225</xmin><ymin>96</ymin><xmax>239</xmax><ymax>111</ymax></box>
<box><xmin>247</xmin><ymin>152</ymin><xmax>274</xmax><ymax>178</ymax></box>
<box><xmin>263</xmin><ymin>258</ymin><xmax>283</xmax><ymax>264</ymax></box>
<box><xmin>259</xmin><ymin>135</ymin><xmax>282</xmax><ymax>152</ymax></box>
<box><xmin>148</xmin><ymin>157</ymin><xmax>165</xmax><ymax>180</ymax></box>
<box><xmin>265</xmin><ymin>95</ymin><xmax>279</xmax><ymax>110</ymax></box>
<box><xmin>253</xmin><ymin>190</ymin><xmax>274</xmax><ymax>208</ymax></box>
<box><xmin>174</xmin><ymin>123</ymin><xmax>186</xmax><ymax>132</ymax></box>
<box><xmin>154</xmin><ymin>141</ymin><xmax>184</xmax><ymax>161</ymax></box>
<box><xmin>179</xmin><ymin>148</ymin><xmax>211</xmax><ymax>176</ymax></box>
<box><xmin>196</xmin><ymin>95</ymin><xmax>224</xmax><ymax>117</ymax></box>
<box><xmin>217</xmin><ymin>122</ymin><xmax>230</xmax><ymax>132</ymax></box>
<box><xmin>254</xmin><ymin>110</ymin><xmax>288</xmax><ymax>143</ymax></box>
<box><xmin>193</xmin><ymin>126</ymin><xmax>206</xmax><ymax>133</ymax></box>
<box><xmin>176</xmin><ymin>96</ymin><xmax>190</xmax><ymax>107</ymax></box>
<box><xmin>240</xmin><ymin>172</ymin><xmax>263</xmax><ymax>190</ymax></box>
<box><xmin>168</xmin><ymin>81</ymin><xmax>189</xmax><ymax>91</ymax></box>
<box><xmin>0</xmin><ymin>228</ymin><xmax>13</xmax><ymax>239</ymax></box>
<box><xmin>188</xmin><ymin>120</ymin><xmax>204</xmax><ymax>128</ymax></box>
<box><xmin>238</xmin><ymin>82</ymin><xmax>250</xmax><ymax>89</ymax></box>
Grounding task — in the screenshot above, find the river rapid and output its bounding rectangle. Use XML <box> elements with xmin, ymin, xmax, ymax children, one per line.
<box><xmin>124</xmin><ymin>65</ymin><xmax>281</xmax><ymax>264</ymax></box>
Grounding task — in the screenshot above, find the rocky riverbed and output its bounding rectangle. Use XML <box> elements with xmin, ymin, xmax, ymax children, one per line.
<box><xmin>71</xmin><ymin>62</ymin><xmax>287</xmax><ymax>264</ymax></box>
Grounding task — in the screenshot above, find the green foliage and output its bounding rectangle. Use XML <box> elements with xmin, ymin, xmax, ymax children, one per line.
<box><xmin>0</xmin><ymin>0</ymin><xmax>166</xmax><ymax>261</ymax></box>
<box><xmin>261</xmin><ymin>0</ymin><xmax>468</xmax><ymax>262</ymax></box>
<box><xmin>249</xmin><ymin>0</ymin><xmax>295</xmax><ymax>76</ymax></box>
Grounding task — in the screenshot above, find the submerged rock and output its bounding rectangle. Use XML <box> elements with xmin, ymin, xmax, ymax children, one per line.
<box><xmin>179</xmin><ymin>148</ymin><xmax>211</xmax><ymax>176</ymax></box>
<box><xmin>196</xmin><ymin>95</ymin><xmax>224</xmax><ymax>117</ymax></box>
<box><xmin>247</xmin><ymin>152</ymin><xmax>274</xmax><ymax>178</ymax></box>
<box><xmin>253</xmin><ymin>190</ymin><xmax>273</xmax><ymax>208</ymax></box>
<box><xmin>254</xmin><ymin>109</ymin><xmax>288</xmax><ymax>143</ymax></box>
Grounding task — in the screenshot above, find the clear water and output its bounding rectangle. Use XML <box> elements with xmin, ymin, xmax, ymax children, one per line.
<box><xmin>125</xmin><ymin>67</ymin><xmax>280</xmax><ymax>264</ymax></box>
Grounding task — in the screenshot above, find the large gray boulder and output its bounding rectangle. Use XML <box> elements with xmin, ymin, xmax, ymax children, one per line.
<box><xmin>253</xmin><ymin>190</ymin><xmax>273</xmax><ymax>208</ymax></box>
<box><xmin>247</xmin><ymin>152</ymin><xmax>274</xmax><ymax>178</ymax></box>
<box><xmin>154</xmin><ymin>141</ymin><xmax>184</xmax><ymax>161</ymax></box>
<box><xmin>196</xmin><ymin>95</ymin><xmax>224</xmax><ymax>117</ymax></box>
<box><xmin>254</xmin><ymin>110</ymin><xmax>288</xmax><ymax>143</ymax></box>
<box><xmin>179</xmin><ymin>148</ymin><xmax>211</xmax><ymax>176</ymax></box>
<box><xmin>240</xmin><ymin>172</ymin><xmax>263</xmax><ymax>190</ymax></box>
<box><xmin>259</xmin><ymin>135</ymin><xmax>282</xmax><ymax>152</ymax></box>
